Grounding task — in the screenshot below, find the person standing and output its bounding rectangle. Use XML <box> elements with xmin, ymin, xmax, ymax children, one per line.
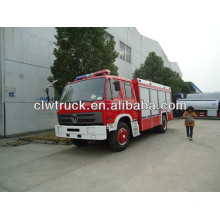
<box><xmin>183</xmin><ymin>106</ymin><xmax>197</xmax><ymax>140</ymax></box>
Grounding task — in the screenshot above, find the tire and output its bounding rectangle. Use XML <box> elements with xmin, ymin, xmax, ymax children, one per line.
<box><xmin>157</xmin><ymin>115</ymin><xmax>167</xmax><ymax>133</ymax></box>
<box><xmin>71</xmin><ymin>139</ymin><xmax>89</xmax><ymax>147</ymax></box>
<box><xmin>109</xmin><ymin>121</ymin><xmax>130</xmax><ymax>152</ymax></box>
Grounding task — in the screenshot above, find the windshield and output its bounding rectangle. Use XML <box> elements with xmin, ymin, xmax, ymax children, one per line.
<box><xmin>60</xmin><ymin>77</ymin><xmax>106</xmax><ymax>102</ymax></box>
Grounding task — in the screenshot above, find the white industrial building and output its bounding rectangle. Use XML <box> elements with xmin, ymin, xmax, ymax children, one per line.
<box><xmin>107</xmin><ymin>27</ymin><xmax>182</xmax><ymax>79</ymax></box>
<box><xmin>0</xmin><ymin>27</ymin><xmax>183</xmax><ymax>137</ymax></box>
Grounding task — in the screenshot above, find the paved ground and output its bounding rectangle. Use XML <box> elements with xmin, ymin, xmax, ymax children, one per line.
<box><xmin>0</xmin><ymin>119</ymin><xmax>220</xmax><ymax>192</ymax></box>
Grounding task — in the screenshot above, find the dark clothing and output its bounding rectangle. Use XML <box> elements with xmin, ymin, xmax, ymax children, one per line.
<box><xmin>186</xmin><ymin>126</ymin><xmax>194</xmax><ymax>138</ymax></box>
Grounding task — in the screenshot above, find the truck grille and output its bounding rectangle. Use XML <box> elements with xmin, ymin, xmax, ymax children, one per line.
<box><xmin>58</xmin><ymin>112</ymin><xmax>103</xmax><ymax>126</ymax></box>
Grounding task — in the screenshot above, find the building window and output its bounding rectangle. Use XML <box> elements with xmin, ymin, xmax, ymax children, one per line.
<box><xmin>119</xmin><ymin>41</ymin><xmax>131</xmax><ymax>63</ymax></box>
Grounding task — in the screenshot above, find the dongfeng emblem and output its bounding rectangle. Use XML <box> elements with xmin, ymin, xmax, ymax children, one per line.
<box><xmin>71</xmin><ymin>114</ymin><xmax>78</xmax><ymax>123</ymax></box>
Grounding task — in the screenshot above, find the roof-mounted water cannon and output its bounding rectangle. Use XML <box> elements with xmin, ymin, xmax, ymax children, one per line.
<box><xmin>43</xmin><ymin>80</ymin><xmax>58</xmax><ymax>102</ymax></box>
<box><xmin>93</xmin><ymin>69</ymin><xmax>111</xmax><ymax>77</ymax></box>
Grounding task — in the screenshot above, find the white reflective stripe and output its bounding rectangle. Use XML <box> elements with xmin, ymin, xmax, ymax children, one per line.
<box><xmin>106</xmin><ymin>114</ymin><xmax>140</xmax><ymax>137</ymax></box>
<box><xmin>106</xmin><ymin>114</ymin><xmax>133</xmax><ymax>131</ymax></box>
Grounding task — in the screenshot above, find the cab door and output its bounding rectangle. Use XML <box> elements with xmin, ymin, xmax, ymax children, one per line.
<box><xmin>104</xmin><ymin>78</ymin><xmax>123</xmax><ymax>125</ymax></box>
<box><xmin>121</xmin><ymin>81</ymin><xmax>138</xmax><ymax>120</ymax></box>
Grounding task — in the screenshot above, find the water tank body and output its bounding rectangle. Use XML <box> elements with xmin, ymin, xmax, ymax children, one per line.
<box><xmin>176</xmin><ymin>99</ymin><xmax>219</xmax><ymax>110</ymax></box>
<box><xmin>187</xmin><ymin>92</ymin><xmax>220</xmax><ymax>101</ymax></box>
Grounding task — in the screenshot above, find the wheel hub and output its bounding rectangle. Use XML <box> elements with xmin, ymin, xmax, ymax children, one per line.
<box><xmin>117</xmin><ymin>128</ymin><xmax>128</xmax><ymax>145</ymax></box>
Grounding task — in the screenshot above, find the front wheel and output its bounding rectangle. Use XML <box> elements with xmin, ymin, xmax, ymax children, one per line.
<box><xmin>71</xmin><ymin>139</ymin><xmax>89</xmax><ymax>147</ymax></box>
<box><xmin>157</xmin><ymin>115</ymin><xmax>167</xmax><ymax>133</ymax></box>
<box><xmin>109</xmin><ymin>121</ymin><xmax>130</xmax><ymax>152</ymax></box>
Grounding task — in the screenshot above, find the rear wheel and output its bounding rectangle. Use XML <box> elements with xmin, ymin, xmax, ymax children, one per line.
<box><xmin>71</xmin><ymin>139</ymin><xmax>89</xmax><ymax>147</ymax></box>
<box><xmin>109</xmin><ymin>121</ymin><xmax>130</xmax><ymax>152</ymax></box>
<box><xmin>157</xmin><ymin>115</ymin><xmax>167</xmax><ymax>133</ymax></box>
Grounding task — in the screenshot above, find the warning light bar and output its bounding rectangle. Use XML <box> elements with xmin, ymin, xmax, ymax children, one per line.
<box><xmin>76</xmin><ymin>73</ymin><xmax>93</xmax><ymax>80</ymax></box>
<box><xmin>75</xmin><ymin>69</ymin><xmax>111</xmax><ymax>81</ymax></box>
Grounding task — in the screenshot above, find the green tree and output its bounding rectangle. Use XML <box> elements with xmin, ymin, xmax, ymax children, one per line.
<box><xmin>161</xmin><ymin>67</ymin><xmax>182</xmax><ymax>95</ymax></box>
<box><xmin>49</xmin><ymin>27</ymin><xmax>118</xmax><ymax>95</ymax></box>
<box><xmin>133</xmin><ymin>52</ymin><xmax>164</xmax><ymax>83</ymax></box>
<box><xmin>133</xmin><ymin>52</ymin><xmax>195</xmax><ymax>99</ymax></box>
<box><xmin>181</xmin><ymin>81</ymin><xmax>195</xmax><ymax>96</ymax></box>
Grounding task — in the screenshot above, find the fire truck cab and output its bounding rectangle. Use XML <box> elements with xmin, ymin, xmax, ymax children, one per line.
<box><xmin>55</xmin><ymin>69</ymin><xmax>173</xmax><ymax>151</ymax></box>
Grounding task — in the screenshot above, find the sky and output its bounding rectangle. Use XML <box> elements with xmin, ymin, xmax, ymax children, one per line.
<box><xmin>132</xmin><ymin>0</ymin><xmax>220</xmax><ymax>93</ymax></box>
<box><xmin>137</xmin><ymin>26</ymin><xmax>220</xmax><ymax>93</ymax></box>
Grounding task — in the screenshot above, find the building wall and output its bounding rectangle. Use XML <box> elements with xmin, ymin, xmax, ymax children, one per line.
<box><xmin>107</xmin><ymin>27</ymin><xmax>182</xmax><ymax>78</ymax></box>
<box><xmin>0</xmin><ymin>28</ymin><xmax>5</xmax><ymax>136</ymax></box>
<box><xmin>169</xmin><ymin>62</ymin><xmax>183</xmax><ymax>77</ymax></box>
<box><xmin>0</xmin><ymin>27</ymin><xmax>183</xmax><ymax>136</ymax></box>
<box><xmin>0</xmin><ymin>27</ymin><xmax>58</xmax><ymax>136</ymax></box>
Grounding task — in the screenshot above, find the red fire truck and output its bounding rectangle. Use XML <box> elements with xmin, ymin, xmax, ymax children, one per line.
<box><xmin>55</xmin><ymin>69</ymin><xmax>173</xmax><ymax>151</ymax></box>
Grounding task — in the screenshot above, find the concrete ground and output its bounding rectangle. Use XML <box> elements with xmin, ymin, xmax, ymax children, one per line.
<box><xmin>0</xmin><ymin>119</ymin><xmax>220</xmax><ymax>192</ymax></box>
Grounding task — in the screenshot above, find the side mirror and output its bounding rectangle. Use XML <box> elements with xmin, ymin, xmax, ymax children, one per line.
<box><xmin>114</xmin><ymin>81</ymin><xmax>120</xmax><ymax>91</ymax></box>
<box><xmin>43</xmin><ymin>80</ymin><xmax>58</xmax><ymax>102</ymax></box>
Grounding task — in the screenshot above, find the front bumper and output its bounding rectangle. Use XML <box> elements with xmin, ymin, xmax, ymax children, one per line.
<box><xmin>55</xmin><ymin>125</ymin><xmax>107</xmax><ymax>140</ymax></box>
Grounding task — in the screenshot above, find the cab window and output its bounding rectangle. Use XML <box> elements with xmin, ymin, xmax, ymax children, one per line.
<box><xmin>123</xmin><ymin>82</ymin><xmax>133</xmax><ymax>98</ymax></box>
<box><xmin>113</xmin><ymin>80</ymin><xmax>120</xmax><ymax>98</ymax></box>
<box><xmin>106</xmin><ymin>79</ymin><xmax>121</xmax><ymax>99</ymax></box>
